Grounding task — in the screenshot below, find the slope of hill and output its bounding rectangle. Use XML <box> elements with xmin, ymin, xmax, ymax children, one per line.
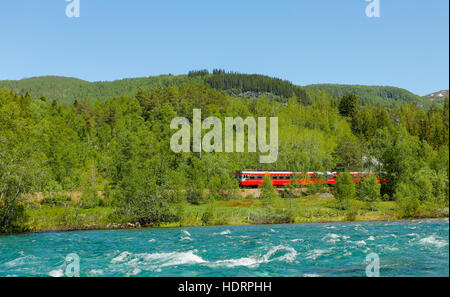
<box><xmin>0</xmin><ymin>75</ymin><xmax>195</xmax><ymax>104</ymax></box>
<box><xmin>424</xmin><ymin>90</ymin><xmax>449</xmax><ymax>99</ymax></box>
<box><xmin>305</xmin><ymin>84</ymin><xmax>430</xmax><ymax>107</ymax></box>
<box><xmin>0</xmin><ymin>72</ymin><xmax>312</xmax><ymax>105</ymax></box>
<box><xmin>0</xmin><ymin>74</ymin><xmax>439</xmax><ymax>108</ymax></box>
<box><xmin>423</xmin><ymin>90</ymin><xmax>449</xmax><ymax>106</ymax></box>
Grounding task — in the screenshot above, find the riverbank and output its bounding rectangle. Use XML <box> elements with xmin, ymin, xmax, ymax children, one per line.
<box><xmin>21</xmin><ymin>195</ymin><xmax>448</xmax><ymax>233</ymax></box>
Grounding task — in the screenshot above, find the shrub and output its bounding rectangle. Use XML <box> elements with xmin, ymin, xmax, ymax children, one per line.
<box><xmin>80</xmin><ymin>187</ymin><xmax>100</xmax><ymax>209</ymax></box>
<box><xmin>395</xmin><ymin>182</ymin><xmax>420</xmax><ymax>218</ymax></box>
<box><xmin>0</xmin><ymin>196</ymin><xmax>28</xmax><ymax>233</ymax></box>
<box><xmin>345</xmin><ymin>199</ymin><xmax>360</xmax><ymax>221</ymax></box>
<box><xmin>248</xmin><ymin>208</ymin><xmax>295</xmax><ymax>224</ymax></box>
<box><xmin>306</xmin><ymin>173</ymin><xmax>328</xmax><ymax>195</ymax></box>
<box><xmin>357</xmin><ymin>175</ymin><xmax>381</xmax><ymax>210</ymax></box>
<box><xmin>335</xmin><ymin>172</ymin><xmax>356</xmax><ymax>210</ymax></box>
<box><xmin>259</xmin><ymin>175</ymin><xmax>278</xmax><ymax>206</ymax></box>
<box><xmin>186</xmin><ymin>188</ymin><xmax>204</xmax><ymax>205</ymax></box>
<box><xmin>201</xmin><ymin>200</ymin><xmax>216</xmax><ymax>225</ymax></box>
<box><xmin>40</xmin><ymin>193</ymin><xmax>72</xmax><ymax>207</ymax></box>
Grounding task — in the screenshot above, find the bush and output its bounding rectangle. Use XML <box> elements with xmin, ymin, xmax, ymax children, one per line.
<box><xmin>245</xmin><ymin>193</ymin><xmax>256</xmax><ymax>200</ymax></box>
<box><xmin>357</xmin><ymin>175</ymin><xmax>381</xmax><ymax>210</ymax></box>
<box><xmin>186</xmin><ymin>188</ymin><xmax>205</xmax><ymax>205</ymax></box>
<box><xmin>201</xmin><ymin>200</ymin><xmax>216</xmax><ymax>225</ymax></box>
<box><xmin>345</xmin><ymin>199</ymin><xmax>360</xmax><ymax>221</ymax></box>
<box><xmin>259</xmin><ymin>175</ymin><xmax>278</xmax><ymax>206</ymax></box>
<box><xmin>414</xmin><ymin>170</ymin><xmax>434</xmax><ymax>202</ymax></box>
<box><xmin>335</xmin><ymin>172</ymin><xmax>356</xmax><ymax>210</ymax></box>
<box><xmin>80</xmin><ymin>187</ymin><xmax>100</xmax><ymax>209</ymax></box>
<box><xmin>0</xmin><ymin>196</ymin><xmax>28</xmax><ymax>233</ymax></box>
<box><xmin>248</xmin><ymin>208</ymin><xmax>295</xmax><ymax>224</ymax></box>
<box><xmin>40</xmin><ymin>193</ymin><xmax>72</xmax><ymax>207</ymax></box>
<box><xmin>395</xmin><ymin>182</ymin><xmax>420</xmax><ymax>218</ymax></box>
<box><xmin>307</xmin><ymin>179</ymin><xmax>327</xmax><ymax>195</ymax></box>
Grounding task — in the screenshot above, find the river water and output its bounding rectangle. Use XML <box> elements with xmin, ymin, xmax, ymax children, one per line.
<box><xmin>0</xmin><ymin>219</ymin><xmax>448</xmax><ymax>277</ymax></box>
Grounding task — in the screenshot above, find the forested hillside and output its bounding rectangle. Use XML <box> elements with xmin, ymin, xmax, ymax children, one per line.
<box><xmin>305</xmin><ymin>84</ymin><xmax>432</xmax><ymax>107</ymax></box>
<box><xmin>1</xmin><ymin>71</ymin><xmax>439</xmax><ymax>108</ymax></box>
<box><xmin>0</xmin><ymin>75</ymin><xmax>196</xmax><ymax>105</ymax></box>
<box><xmin>1</xmin><ymin>80</ymin><xmax>448</xmax><ymax>232</ymax></box>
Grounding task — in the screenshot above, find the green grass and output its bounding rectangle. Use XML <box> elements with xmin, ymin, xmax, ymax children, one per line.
<box><xmin>25</xmin><ymin>205</ymin><xmax>115</xmax><ymax>232</ymax></box>
<box><xmin>24</xmin><ymin>196</ymin><xmax>401</xmax><ymax>232</ymax></box>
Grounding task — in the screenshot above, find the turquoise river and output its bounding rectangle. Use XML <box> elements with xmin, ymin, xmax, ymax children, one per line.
<box><xmin>0</xmin><ymin>219</ymin><xmax>448</xmax><ymax>277</ymax></box>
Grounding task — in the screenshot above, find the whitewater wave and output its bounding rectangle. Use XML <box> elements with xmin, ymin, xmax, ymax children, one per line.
<box><xmin>354</xmin><ymin>225</ymin><xmax>368</xmax><ymax>233</ymax></box>
<box><xmin>126</xmin><ymin>268</ymin><xmax>142</xmax><ymax>276</ymax></box>
<box><xmin>384</xmin><ymin>246</ymin><xmax>399</xmax><ymax>251</ymax></box>
<box><xmin>209</xmin><ymin>245</ymin><xmax>298</xmax><ymax>268</ymax></box>
<box><xmin>49</xmin><ymin>269</ymin><xmax>64</xmax><ymax>277</ymax></box>
<box><xmin>180</xmin><ymin>230</ymin><xmax>193</xmax><ymax>241</ymax></box>
<box><xmin>303</xmin><ymin>273</ymin><xmax>320</xmax><ymax>277</ymax></box>
<box><xmin>406</xmin><ymin>233</ymin><xmax>419</xmax><ymax>237</ymax></box>
<box><xmin>111</xmin><ymin>250</ymin><xmax>207</xmax><ymax>269</ymax></box>
<box><xmin>305</xmin><ymin>249</ymin><xmax>330</xmax><ymax>260</ymax></box>
<box><xmin>4</xmin><ymin>255</ymin><xmax>38</xmax><ymax>268</ymax></box>
<box><xmin>322</xmin><ymin>233</ymin><xmax>350</xmax><ymax>244</ymax></box>
<box><xmin>213</xmin><ymin>230</ymin><xmax>232</xmax><ymax>235</ymax></box>
<box><xmin>354</xmin><ymin>240</ymin><xmax>367</xmax><ymax>247</ymax></box>
<box><xmin>290</xmin><ymin>238</ymin><xmax>304</xmax><ymax>243</ymax></box>
<box><xmin>89</xmin><ymin>269</ymin><xmax>104</xmax><ymax>276</ymax></box>
<box><xmin>419</xmin><ymin>236</ymin><xmax>448</xmax><ymax>248</ymax></box>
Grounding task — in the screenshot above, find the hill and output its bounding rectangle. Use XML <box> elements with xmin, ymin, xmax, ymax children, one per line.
<box><xmin>0</xmin><ymin>75</ymin><xmax>195</xmax><ymax>105</ymax></box>
<box><xmin>305</xmin><ymin>84</ymin><xmax>433</xmax><ymax>107</ymax></box>
<box><xmin>0</xmin><ymin>71</ymin><xmax>312</xmax><ymax>105</ymax></box>
<box><xmin>423</xmin><ymin>90</ymin><xmax>449</xmax><ymax>106</ymax></box>
<box><xmin>0</xmin><ymin>73</ymin><xmax>439</xmax><ymax>108</ymax></box>
<box><xmin>424</xmin><ymin>90</ymin><xmax>449</xmax><ymax>99</ymax></box>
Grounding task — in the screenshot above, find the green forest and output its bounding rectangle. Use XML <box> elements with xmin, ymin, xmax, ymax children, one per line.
<box><xmin>0</xmin><ymin>71</ymin><xmax>436</xmax><ymax>107</ymax></box>
<box><xmin>0</xmin><ymin>72</ymin><xmax>449</xmax><ymax>233</ymax></box>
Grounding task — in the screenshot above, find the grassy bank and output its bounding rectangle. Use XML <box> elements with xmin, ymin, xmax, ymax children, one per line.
<box><xmin>22</xmin><ymin>195</ymin><xmax>448</xmax><ymax>232</ymax></box>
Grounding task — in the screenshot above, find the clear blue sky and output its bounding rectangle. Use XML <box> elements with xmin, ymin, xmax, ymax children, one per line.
<box><xmin>0</xmin><ymin>0</ymin><xmax>448</xmax><ymax>95</ymax></box>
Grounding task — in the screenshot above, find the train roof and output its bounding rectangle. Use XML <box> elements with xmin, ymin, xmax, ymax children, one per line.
<box><xmin>237</xmin><ymin>170</ymin><xmax>381</xmax><ymax>175</ymax></box>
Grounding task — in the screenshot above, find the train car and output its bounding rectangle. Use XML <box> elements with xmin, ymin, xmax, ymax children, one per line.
<box><xmin>236</xmin><ymin>170</ymin><xmax>385</xmax><ymax>188</ymax></box>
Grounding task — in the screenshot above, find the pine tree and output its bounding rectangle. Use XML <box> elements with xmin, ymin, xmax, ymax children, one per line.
<box><xmin>338</xmin><ymin>93</ymin><xmax>358</xmax><ymax>118</ymax></box>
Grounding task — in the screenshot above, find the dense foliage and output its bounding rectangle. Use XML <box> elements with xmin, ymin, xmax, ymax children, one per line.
<box><xmin>0</xmin><ymin>74</ymin><xmax>448</xmax><ymax>232</ymax></box>
<box><xmin>306</xmin><ymin>84</ymin><xmax>440</xmax><ymax>108</ymax></box>
<box><xmin>3</xmin><ymin>73</ymin><xmax>439</xmax><ymax>108</ymax></box>
<box><xmin>203</xmin><ymin>70</ymin><xmax>310</xmax><ymax>104</ymax></box>
<box><xmin>0</xmin><ymin>75</ymin><xmax>197</xmax><ymax>105</ymax></box>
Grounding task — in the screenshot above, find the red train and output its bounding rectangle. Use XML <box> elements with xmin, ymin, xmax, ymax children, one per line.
<box><xmin>236</xmin><ymin>170</ymin><xmax>386</xmax><ymax>188</ymax></box>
